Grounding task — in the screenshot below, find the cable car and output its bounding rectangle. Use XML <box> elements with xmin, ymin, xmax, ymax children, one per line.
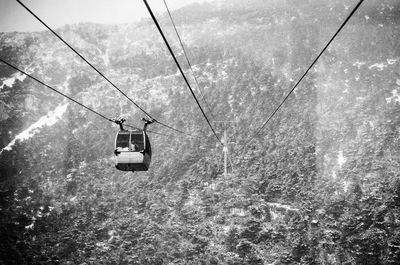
<box><xmin>114</xmin><ymin>118</ymin><xmax>153</xmax><ymax>172</ymax></box>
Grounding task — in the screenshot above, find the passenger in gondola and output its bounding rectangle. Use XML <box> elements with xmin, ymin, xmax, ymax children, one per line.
<box><xmin>130</xmin><ymin>141</ymin><xmax>139</xmax><ymax>151</ymax></box>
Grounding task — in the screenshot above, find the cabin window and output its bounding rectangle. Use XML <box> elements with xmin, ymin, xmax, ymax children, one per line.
<box><xmin>116</xmin><ymin>133</ymin><xmax>130</xmax><ymax>148</ymax></box>
<box><xmin>130</xmin><ymin>133</ymin><xmax>144</xmax><ymax>151</ymax></box>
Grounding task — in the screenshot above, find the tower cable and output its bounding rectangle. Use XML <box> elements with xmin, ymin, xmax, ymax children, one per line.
<box><xmin>16</xmin><ymin>0</ymin><xmax>194</xmax><ymax>138</ymax></box>
<box><xmin>162</xmin><ymin>0</ymin><xmax>216</xmax><ymax>120</ymax></box>
<box><xmin>142</xmin><ymin>0</ymin><xmax>222</xmax><ymax>145</ymax></box>
<box><xmin>248</xmin><ymin>0</ymin><xmax>365</xmax><ymax>143</ymax></box>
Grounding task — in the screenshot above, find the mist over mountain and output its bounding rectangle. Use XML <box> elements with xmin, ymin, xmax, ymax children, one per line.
<box><xmin>1</xmin><ymin>0</ymin><xmax>400</xmax><ymax>264</ymax></box>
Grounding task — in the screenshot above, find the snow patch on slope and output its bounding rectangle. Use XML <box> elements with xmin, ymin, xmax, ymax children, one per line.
<box><xmin>97</xmin><ymin>47</ymin><xmax>110</xmax><ymax>67</ymax></box>
<box><xmin>386</xmin><ymin>89</ymin><xmax>400</xmax><ymax>104</ymax></box>
<box><xmin>337</xmin><ymin>151</ymin><xmax>346</xmax><ymax>168</ymax></box>
<box><xmin>353</xmin><ymin>61</ymin><xmax>366</xmax><ymax>69</ymax></box>
<box><xmin>368</xmin><ymin>63</ymin><xmax>387</xmax><ymax>71</ymax></box>
<box><xmin>0</xmin><ymin>72</ymin><xmax>27</xmax><ymax>90</ymax></box>
<box><xmin>1</xmin><ymin>104</ymin><xmax>69</xmax><ymax>154</ymax></box>
<box><xmin>368</xmin><ymin>58</ymin><xmax>398</xmax><ymax>71</ymax></box>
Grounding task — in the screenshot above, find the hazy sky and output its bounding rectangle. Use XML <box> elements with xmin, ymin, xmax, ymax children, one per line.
<box><xmin>0</xmin><ymin>0</ymin><xmax>212</xmax><ymax>32</ymax></box>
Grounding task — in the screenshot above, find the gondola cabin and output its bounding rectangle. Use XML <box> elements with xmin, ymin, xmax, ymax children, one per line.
<box><xmin>114</xmin><ymin>129</ymin><xmax>152</xmax><ymax>172</ymax></box>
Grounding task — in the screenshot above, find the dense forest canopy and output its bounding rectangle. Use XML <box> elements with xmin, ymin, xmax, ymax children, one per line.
<box><xmin>1</xmin><ymin>0</ymin><xmax>400</xmax><ymax>264</ymax></box>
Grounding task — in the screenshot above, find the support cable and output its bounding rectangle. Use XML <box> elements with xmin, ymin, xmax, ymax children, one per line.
<box><xmin>142</xmin><ymin>0</ymin><xmax>222</xmax><ymax>145</ymax></box>
<box><xmin>0</xmin><ymin>58</ymin><xmax>190</xmax><ymax>138</ymax></box>
<box><xmin>16</xmin><ymin>0</ymin><xmax>193</xmax><ymax>138</ymax></box>
<box><xmin>154</xmin><ymin>120</ymin><xmax>200</xmax><ymax>139</ymax></box>
<box><xmin>248</xmin><ymin>0</ymin><xmax>365</xmax><ymax>143</ymax></box>
<box><xmin>0</xmin><ymin>58</ymin><xmax>114</xmax><ymax>123</ymax></box>
<box><xmin>16</xmin><ymin>0</ymin><xmax>152</xmax><ymax>120</ymax></box>
<box><xmin>162</xmin><ymin>0</ymin><xmax>216</xmax><ymax>120</ymax></box>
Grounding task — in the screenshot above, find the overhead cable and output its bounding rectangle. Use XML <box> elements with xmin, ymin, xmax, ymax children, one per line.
<box><xmin>249</xmin><ymin>0</ymin><xmax>365</xmax><ymax>142</ymax></box>
<box><xmin>162</xmin><ymin>0</ymin><xmax>216</xmax><ymax>120</ymax></box>
<box><xmin>16</xmin><ymin>0</ymin><xmax>153</xmax><ymax>120</ymax></box>
<box><xmin>16</xmin><ymin>0</ymin><xmax>193</xmax><ymax>138</ymax></box>
<box><xmin>142</xmin><ymin>0</ymin><xmax>222</xmax><ymax>145</ymax></box>
<box><xmin>0</xmin><ymin>58</ymin><xmax>114</xmax><ymax>123</ymax></box>
<box><xmin>0</xmin><ymin>58</ymin><xmax>188</xmax><ymax>138</ymax></box>
<box><xmin>154</xmin><ymin>120</ymin><xmax>199</xmax><ymax>138</ymax></box>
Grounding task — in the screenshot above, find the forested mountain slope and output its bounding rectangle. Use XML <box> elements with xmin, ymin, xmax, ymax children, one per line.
<box><xmin>1</xmin><ymin>0</ymin><xmax>400</xmax><ymax>264</ymax></box>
